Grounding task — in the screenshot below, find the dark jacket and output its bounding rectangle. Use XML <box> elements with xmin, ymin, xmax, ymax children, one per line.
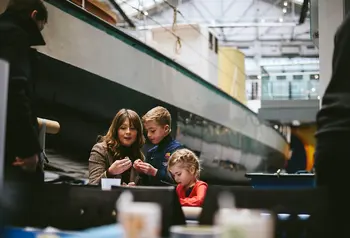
<box><xmin>88</xmin><ymin>142</ymin><xmax>144</xmax><ymax>185</ymax></box>
<box><xmin>140</xmin><ymin>135</ymin><xmax>183</xmax><ymax>186</ymax></box>
<box><xmin>316</xmin><ymin>12</ymin><xmax>350</xmax><ymax>138</ymax></box>
<box><xmin>0</xmin><ymin>10</ymin><xmax>45</xmax><ymax>179</ymax></box>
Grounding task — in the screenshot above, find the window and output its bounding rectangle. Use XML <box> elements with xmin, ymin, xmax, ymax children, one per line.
<box><xmin>214</xmin><ymin>37</ymin><xmax>218</xmax><ymax>54</ymax></box>
<box><xmin>251</xmin><ymin>82</ymin><xmax>258</xmax><ymax>100</ymax></box>
<box><xmin>248</xmin><ymin>75</ymin><xmax>259</xmax><ymax>80</ymax></box>
<box><xmin>293</xmin><ymin>75</ymin><xmax>303</xmax><ymax>80</ymax></box>
<box><xmin>209</xmin><ymin>32</ymin><xmax>213</xmax><ymax>50</ymax></box>
<box><xmin>276</xmin><ymin>75</ymin><xmax>287</xmax><ymax>80</ymax></box>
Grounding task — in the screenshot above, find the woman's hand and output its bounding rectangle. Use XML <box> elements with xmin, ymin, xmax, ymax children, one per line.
<box><xmin>137</xmin><ymin>162</ymin><xmax>158</xmax><ymax>176</ymax></box>
<box><xmin>108</xmin><ymin>157</ymin><xmax>132</xmax><ymax>176</ymax></box>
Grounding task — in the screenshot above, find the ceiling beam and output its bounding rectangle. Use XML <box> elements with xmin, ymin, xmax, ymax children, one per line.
<box><xmin>137</xmin><ymin>21</ymin><xmax>298</xmax><ymax>30</ymax></box>
<box><xmin>106</xmin><ymin>0</ymin><xmax>135</xmax><ymax>27</ymax></box>
<box><xmin>221</xmin><ymin>0</ymin><xmax>239</xmax><ymax>18</ymax></box>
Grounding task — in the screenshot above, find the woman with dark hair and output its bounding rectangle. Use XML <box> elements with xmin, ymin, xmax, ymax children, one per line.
<box><xmin>88</xmin><ymin>109</ymin><xmax>145</xmax><ymax>185</ymax></box>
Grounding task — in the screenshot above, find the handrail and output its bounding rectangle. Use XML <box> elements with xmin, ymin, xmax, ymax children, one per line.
<box><xmin>37</xmin><ymin>118</ymin><xmax>60</xmax><ymax>135</ymax></box>
<box><xmin>37</xmin><ymin>118</ymin><xmax>60</xmax><ymax>162</ymax></box>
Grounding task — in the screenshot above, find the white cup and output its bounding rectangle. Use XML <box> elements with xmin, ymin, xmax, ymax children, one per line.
<box><xmin>215</xmin><ymin>208</ymin><xmax>274</xmax><ymax>238</ymax></box>
<box><xmin>101</xmin><ymin>178</ymin><xmax>121</xmax><ymax>190</ymax></box>
<box><xmin>170</xmin><ymin>225</ymin><xmax>222</xmax><ymax>238</ymax></box>
<box><xmin>118</xmin><ymin>202</ymin><xmax>161</xmax><ymax>238</ymax></box>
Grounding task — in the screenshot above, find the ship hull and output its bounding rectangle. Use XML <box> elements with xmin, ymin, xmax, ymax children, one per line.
<box><xmin>33</xmin><ymin>0</ymin><xmax>289</xmax><ymax>184</ymax></box>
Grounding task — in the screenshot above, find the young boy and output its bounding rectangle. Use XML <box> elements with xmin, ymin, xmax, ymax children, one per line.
<box><xmin>133</xmin><ymin>106</ymin><xmax>183</xmax><ymax>186</ymax></box>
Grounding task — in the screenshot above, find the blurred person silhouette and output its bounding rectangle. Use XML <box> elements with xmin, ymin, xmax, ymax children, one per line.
<box><xmin>0</xmin><ymin>0</ymin><xmax>48</xmax><ymax>183</ymax></box>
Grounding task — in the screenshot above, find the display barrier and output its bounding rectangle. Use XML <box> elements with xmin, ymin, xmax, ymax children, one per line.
<box><xmin>245</xmin><ymin>173</ymin><xmax>315</xmax><ymax>189</ymax></box>
<box><xmin>2</xmin><ymin>183</ymin><xmax>186</xmax><ymax>237</ymax></box>
<box><xmin>2</xmin><ymin>183</ymin><xmax>330</xmax><ymax>237</ymax></box>
<box><xmin>198</xmin><ymin>185</ymin><xmax>327</xmax><ymax>238</ymax></box>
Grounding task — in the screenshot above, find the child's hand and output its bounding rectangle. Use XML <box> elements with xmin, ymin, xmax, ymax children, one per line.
<box><xmin>122</xmin><ymin>182</ymin><xmax>136</xmax><ymax>187</ymax></box>
<box><xmin>133</xmin><ymin>159</ymin><xmax>142</xmax><ymax>167</ymax></box>
<box><xmin>137</xmin><ymin>162</ymin><xmax>158</xmax><ymax>176</ymax></box>
<box><xmin>133</xmin><ymin>159</ymin><xmax>143</xmax><ymax>171</ymax></box>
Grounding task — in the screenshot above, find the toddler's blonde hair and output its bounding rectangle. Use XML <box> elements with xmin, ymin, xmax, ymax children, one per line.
<box><xmin>168</xmin><ymin>149</ymin><xmax>200</xmax><ymax>179</ymax></box>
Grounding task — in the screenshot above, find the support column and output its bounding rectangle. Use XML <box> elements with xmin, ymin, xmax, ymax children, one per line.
<box><xmin>0</xmin><ymin>60</ymin><xmax>9</xmax><ymax>234</ymax></box>
<box><xmin>0</xmin><ymin>60</ymin><xmax>9</xmax><ymax>189</ymax></box>
<box><xmin>253</xmin><ymin>39</ymin><xmax>261</xmax><ymax>92</ymax></box>
<box><xmin>318</xmin><ymin>0</ymin><xmax>344</xmax><ymax>98</ymax></box>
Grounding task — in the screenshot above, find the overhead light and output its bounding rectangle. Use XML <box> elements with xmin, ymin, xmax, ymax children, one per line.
<box><xmin>274</xmin><ymin>125</ymin><xmax>279</xmax><ymax>129</ymax></box>
<box><xmin>260</xmin><ymin>212</ymin><xmax>271</xmax><ymax>217</ymax></box>
<box><xmin>283</xmin><ymin>8</ymin><xmax>287</xmax><ymax>13</ymax></box>
<box><xmin>298</xmin><ymin>214</ymin><xmax>310</xmax><ymax>220</ymax></box>
<box><xmin>279</xmin><ymin>18</ymin><xmax>284</xmax><ymax>22</ymax></box>
<box><xmin>143</xmin><ymin>11</ymin><xmax>149</xmax><ymax>16</ymax></box>
<box><xmin>292</xmin><ymin>120</ymin><xmax>300</xmax><ymax>126</ymax></box>
<box><xmin>317</xmin><ymin>96</ymin><xmax>321</xmax><ymax>100</ymax></box>
<box><xmin>284</xmin><ymin>1</ymin><xmax>288</xmax><ymax>7</ymax></box>
<box><xmin>278</xmin><ymin>213</ymin><xmax>291</xmax><ymax>220</ymax></box>
<box><xmin>314</xmin><ymin>74</ymin><xmax>319</xmax><ymax>79</ymax></box>
<box><xmin>311</xmin><ymin>87</ymin><xmax>316</xmax><ymax>92</ymax></box>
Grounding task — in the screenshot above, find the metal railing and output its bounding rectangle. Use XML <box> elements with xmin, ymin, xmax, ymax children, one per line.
<box><xmin>261</xmin><ymin>80</ymin><xmax>319</xmax><ymax>100</ymax></box>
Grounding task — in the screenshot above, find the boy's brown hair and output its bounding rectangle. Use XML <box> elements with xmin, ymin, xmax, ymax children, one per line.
<box><xmin>142</xmin><ymin>106</ymin><xmax>171</xmax><ymax>127</ymax></box>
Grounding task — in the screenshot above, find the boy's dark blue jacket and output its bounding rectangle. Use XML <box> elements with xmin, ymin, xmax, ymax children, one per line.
<box><xmin>140</xmin><ymin>134</ymin><xmax>183</xmax><ymax>186</ymax></box>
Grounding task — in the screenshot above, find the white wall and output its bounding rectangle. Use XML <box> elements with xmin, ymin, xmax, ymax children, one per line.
<box><xmin>145</xmin><ymin>25</ymin><xmax>219</xmax><ymax>86</ymax></box>
<box><xmin>318</xmin><ymin>0</ymin><xmax>344</xmax><ymax>97</ymax></box>
<box><xmin>206</xmin><ymin>28</ymin><xmax>219</xmax><ymax>87</ymax></box>
<box><xmin>246</xmin><ymin>100</ymin><xmax>261</xmax><ymax>113</ymax></box>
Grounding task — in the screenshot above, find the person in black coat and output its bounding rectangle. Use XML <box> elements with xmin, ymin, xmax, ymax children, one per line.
<box><xmin>314</xmin><ymin>12</ymin><xmax>350</xmax><ymax>238</ymax></box>
<box><xmin>0</xmin><ymin>0</ymin><xmax>48</xmax><ymax>183</ymax></box>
